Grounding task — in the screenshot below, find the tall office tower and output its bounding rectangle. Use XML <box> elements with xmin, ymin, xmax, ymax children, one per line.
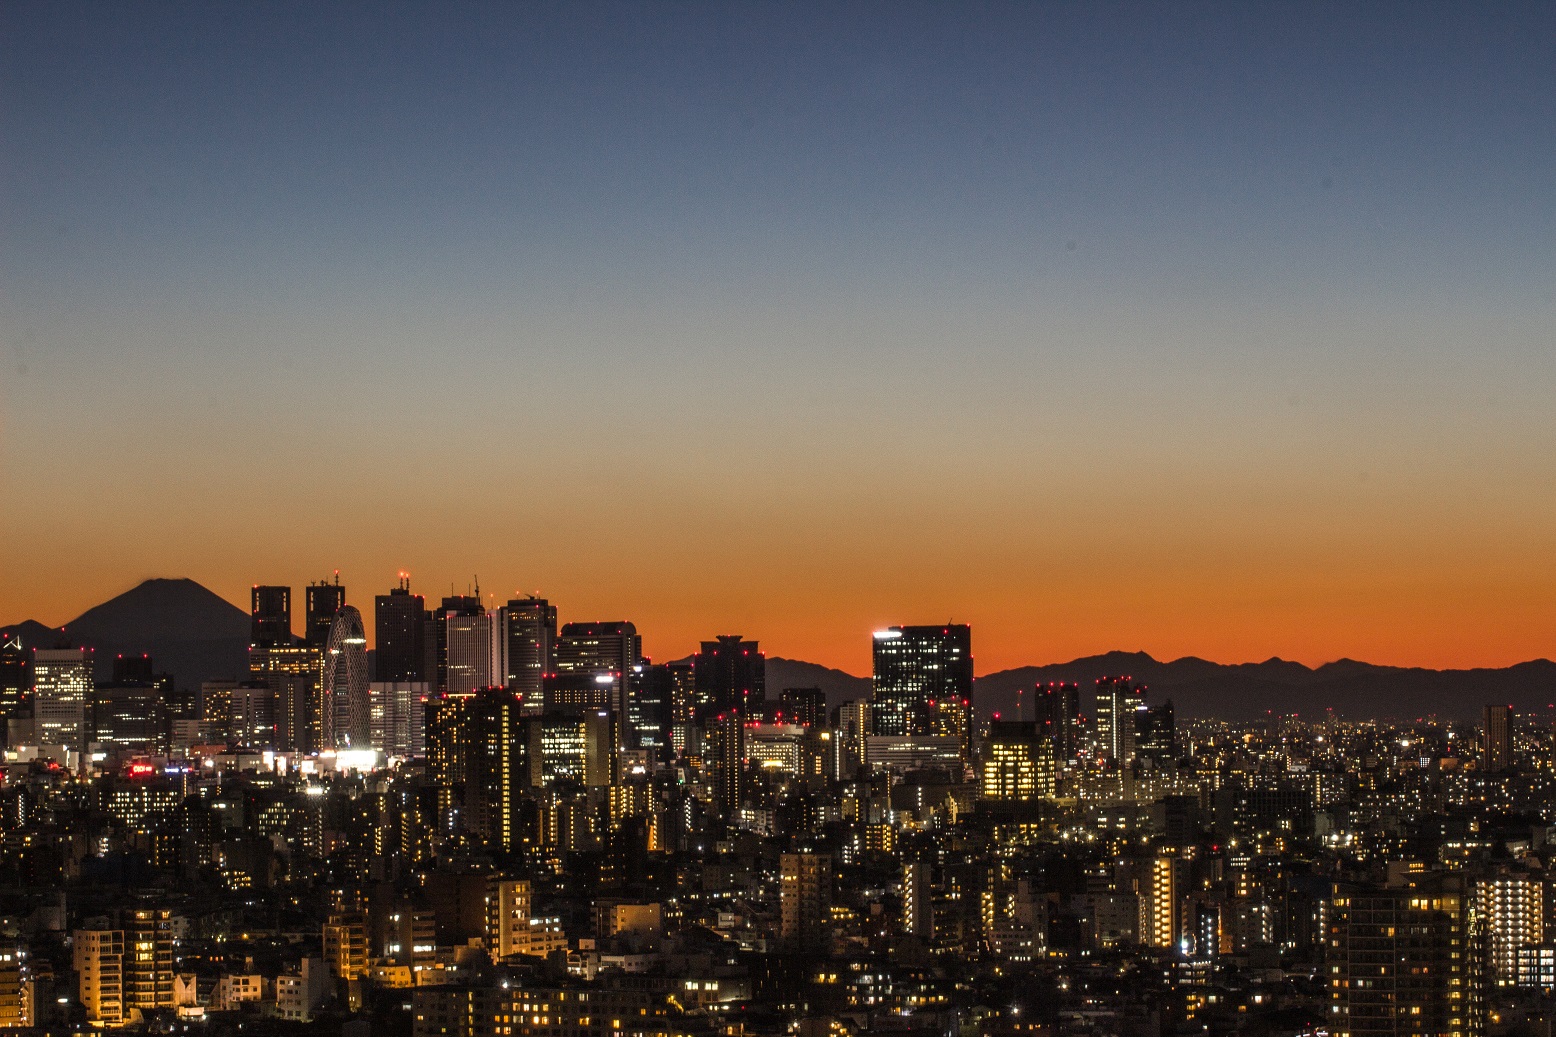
<box><xmin>33</xmin><ymin>647</ymin><xmax>92</xmax><ymax>751</ymax></box>
<box><xmin>1031</xmin><ymin>682</ymin><xmax>1081</xmax><ymax>759</ymax></box>
<box><xmin>249</xmin><ymin>646</ymin><xmax>322</xmax><ymax>753</ymax></box>
<box><xmin>374</xmin><ymin>577</ymin><xmax>429</xmax><ymax>683</ymax></box>
<box><xmin>435</xmin><ymin>595</ymin><xmax>484</xmax><ymax>692</ymax></box>
<box><xmin>780</xmin><ymin>687</ymin><xmax>826</xmax><ymax>729</ymax></box>
<box><xmin>627</xmin><ymin>662</ymin><xmax>673</xmax><ymax>751</ymax></box>
<box><xmin>980</xmin><ymin>720</ymin><xmax>1058</xmax><ymax>801</ymax></box>
<box><xmin>692</xmin><ymin>636</ymin><xmax>766</xmax><ymax>722</ymax></box>
<box><xmin>556</xmin><ymin>622</ymin><xmax>641</xmax><ymax>680</ymax></box>
<box><xmin>0</xmin><ymin>632</ymin><xmax>25</xmax><ymax>736</ymax></box>
<box><xmin>305</xmin><ymin>577</ymin><xmax>346</xmax><ymax>647</ymax></box>
<box><xmin>1135</xmin><ymin>700</ymin><xmax>1176</xmax><ymax>763</ymax></box>
<box><xmin>556</xmin><ymin>621</ymin><xmax>641</xmax><ymax>737</ymax></box>
<box><xmin>321</xmin><ymin>605</ymin><xmax>371</xmax><ymax>749</ymax></box>
<box><xmin>90</xmin><ymin>682</ymin><xmax>166</xmax><ymax>754</ymax></box>
<box><xmin>536</xmin><ymin>711</ymin><xmax>613</xmax><ymax>788</ymax></box>
<box><xmin>780</xmin><ymin>853</ymin><xmax>833</xmax><ymax>951</ymax></box>
<box><xmin>1094</xmin><ymin>676</ymin><xmax>1145</xmax><ymax>766</ymax></box>
<box><xmin>250</xmin><ymin>586</ymin><xmax>292</xmax><ymax>648</ymax></box>
<box><xmin>445</xmin><ymin>610</ymin><xmax>498</xmax><ymax>695</ymax></box>
<box><xmin>1476</xmin><ymin>876</ymin><xmax>1544</xmax><ymax>985</ymax></box>
<box><xmin>229</xmin><ymin>683</ymin><xmax>277</xmax><ymax>747</ymax></box>
<box><xmin>502</xmin><ymin>596</ymin><xmax>557</xmax><ymax>701</ymax></box>
<box><xmin>1482</xmin><ymin>704</ymin><xmax>1512</xmax><ymax>773</ymax></box>
<box><xmin>75</xmin><ymin>929</ymin><xmax>126</xmax><ymax>1026</ymax></box>
<box><xmin>1138</xmin><ymin>853</ymin><xmax>1188</xmax><ymax>949</ymax></box>
<box><xmin>870</xmin><ymin>625</ymin><xmax>974</xmax><ymax>760</ymax></box>
<box><xmin>369</xmin><ymin>681</ymin><xmax>428</xmax><ymax>758</ymax></box>
<box><xmin>1328</xmin><ymin>873</ymin><xmax>1484</xmax><ymax>1037</ymax></box>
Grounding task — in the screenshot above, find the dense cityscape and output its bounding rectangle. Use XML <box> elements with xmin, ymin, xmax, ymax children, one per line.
<box><xmin>0</xmin><ymin>578</ymin><xmax>1552</xmax><ymax>1037</ymax></box>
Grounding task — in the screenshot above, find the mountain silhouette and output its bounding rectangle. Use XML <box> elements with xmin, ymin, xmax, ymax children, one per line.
<box><xmin>52</xmin><ymin>578</ymin><xmax>250</xmax><ymax>691</ymax></box>
<box><xmin>974</xmin><ymin>653</ymin><xmax>1556</xmax><ymax>722</ymax></box>
<box><xmin>766</xmin><ymin>657</ymin><xmax>872</xmax><ymax>707</ymax></box>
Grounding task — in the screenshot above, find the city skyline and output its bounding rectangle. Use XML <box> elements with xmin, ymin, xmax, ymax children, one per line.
<box><xmin>5</xmin><ymin>3</ymin><xmax>1554</xmax><ymax>674</ymax></box>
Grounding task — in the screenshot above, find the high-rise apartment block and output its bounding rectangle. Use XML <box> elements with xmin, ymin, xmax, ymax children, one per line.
<box><xmin>1482</xmin><ymin>704</ymin><xmax>1512</xmax><ymax>773</ymax></box>
<box><xmin>1328</xmin><ymin>872</ymin><xmax>1484</xmax><ymax>1037</ymax></box>
<box><xmin>780</xmin><ymin>852</ymin><xmax>833</xmax><ymax>951</ymax></box>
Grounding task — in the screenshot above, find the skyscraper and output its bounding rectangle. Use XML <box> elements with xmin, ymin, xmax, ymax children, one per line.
<box><xmin>321</xmin><ymin>605</ymin><xmax>370</xmax><ymax>749</ymax></box>
<box><xmin>502</xmin><ymin>596</ymin><xmax>557</xmax><ymax>702</ymax></box>
<box><xmin>870</xmin><ymin>625</ymin><xmax>973</xmax><ymax>760</ymax></box>
<box><xmin>250</xmin><ymin>586</ymin><xmax>292</xmax><ymax>648</ymax></box>
<box><xmin>1482</xmin><ymin>704</ymin><xmax>1512</xmax><ymax>773</ymax></box>
<box><xmin>305</xmin><ymin>578</ymin><xmax>346</xmax><ymax>647</ymax></box>
<box><xmin>780</xmin><ymin>687</ymin><xmax>826</xmax><ymax>729</ymax></box>
<box><xmin>692</xmin><ymin>635</ymin><xmax>765</xmax><ymax>723</ymax></box>
<box><xmin>249</xmin><ymin>645</ymin><xmax>322</xmax><ymax>753</ymax></box>
<box><xmin>445</xmin><ymin>610</ymin><xmax>498</xmax><ymax>695</ymax></box>
<box><xmin>0</xmin><ymin>632</ymin><xmax>26</xmax><ymax>738</ymax></box>
<box><xmin>434</xmin><ymin>595</ymin><xmax>484</xmax><ymax>692</ymax></box>
<box><xmin>369</xmin><ymin>681</ymin><xmax>426</xmax><ymax>758</ymax></box>
<box><xmin>555</xmin><ymin>621</ymin><xmax>640</xmax><ymax>738</ymax></box>
<box><xmin>626</xmin><ymin>662</ymin><xmax>673</xmax><ymax>751</ymax></box>
<box><xmin>1135</xmin><ymin>700</ymin><xmax>1176</xmax><ymax>763</ymax></box>
<box><xmin>1031</xmin><ymin>682</ymin><xmax>1081</xmax><ymax>760</ymax></box>
<box><xmin>1094</xmin><ymin>676</ymin><xmax>1144</xmax><ymax>766</ymax></box>
<box><xmin>33</xmin><ymin>647</ymin><xmax>93</xmax><ymax>751</ymax></box>
<box><xmin>374</xmin><ymin>577</ymin><xmax>429</xmax><ymax>683</ymax></box>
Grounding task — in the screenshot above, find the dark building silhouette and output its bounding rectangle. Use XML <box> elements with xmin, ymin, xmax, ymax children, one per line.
<box><xmin>780</xmin><ymin>687</ymin><xmax>826</xmax><ymax>728</ymax></box>
<box><xmin>1136</xmin><ymin>700</ymin><xmax>1175</xmax><ymax>763</ymax></box>
<box><xmin>555</xmin><ymin>621</ymin><xmax>640</xmax><ymax>736</ymax></box>
<box><xmin>692</xmin><ymin>635</ymin><xmax>765</xmax><ymax>723</ymax></box>
<box><xmin>627</xmin><ymin>661</ymin><xmax>673</xmax><ymax>752</ymax></box>
<box><xmin>1482</xmin><ymin>703</ymin><xmax>1512</xmax><ymax>773</ymax></box>
<box><xmin>0</xmin><ymin>631</ymin><xmax>25</xmax><ymax>741</ymax></box>
<box><xmin>250</xmin><ymin>586</ymin><xmax>292</xmax><ymax>648</ymax></box>
<box><xmin>375</xmin><ymin>577</ymin><xmax>430</xmax><ymax>683</ymax></box>
<box><xmin>503</xmin><ymin>596</ymin><xmax>557</xmax><ymax>702</ymax></box>
<box><xmin>1031</xmin><ymin>681</ymin><xmax>1081</xmax><ymax>759</ymax></box>
<box><xmin>305</xmin><ymin>578</ymin><xmax>346</xmax><ymax>647</ymax></box>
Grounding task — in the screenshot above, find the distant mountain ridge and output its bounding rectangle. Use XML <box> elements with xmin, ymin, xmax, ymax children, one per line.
<box><xmin>4</xmin><ymin>578</ymin><xmax>249</xmax><ymax>692</ymax></box>
<box><xmin>6</xmin><ymin>582</ymin><xmax>1552</xmax><ymax>719</ymax></box>
<box><xmin>973</xmin><ymin>651</ymin><xmax>1556</xmax><ymax>723</ymax></box>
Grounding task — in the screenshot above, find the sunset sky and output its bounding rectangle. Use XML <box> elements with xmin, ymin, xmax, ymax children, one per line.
<box><xmin>3</xmin><ymin>2</ymin><xmax>1553</xmax><ymax>675</ymax></box>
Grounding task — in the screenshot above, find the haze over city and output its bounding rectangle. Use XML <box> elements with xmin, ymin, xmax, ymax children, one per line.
<box><xmin>4</xmin><ymin>2</ymin><xmax>1554</xmax><ymax>674</ymax></box>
